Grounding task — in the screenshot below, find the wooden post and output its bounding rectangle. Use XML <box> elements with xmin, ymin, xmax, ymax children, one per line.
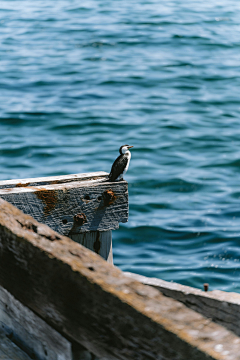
<box><xmin>0</xmin><ymin>171</ymin><xmax>128</xmax><ymax>264</ymax></box>
<box><xmin>70</xmin><ymin>231</ymin><xmax>113</xmax><ymax>264</ymax></box>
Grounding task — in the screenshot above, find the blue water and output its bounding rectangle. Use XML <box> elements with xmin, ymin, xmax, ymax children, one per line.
<box><xmin>1</xmin><ymin>0</ymin><xmax>240</xmax><ymax>292</ymax></box>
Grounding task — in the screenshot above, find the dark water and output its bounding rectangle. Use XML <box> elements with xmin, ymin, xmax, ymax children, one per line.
<box><xmin>1</xmin><ymin>0</ymin><xmax>240</xmax><ymax>292</ymax></box>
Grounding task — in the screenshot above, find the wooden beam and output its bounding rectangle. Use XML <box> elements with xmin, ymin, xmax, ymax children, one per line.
<box><xmin>0</xmin><ymin>327</ymin><xmax>31</xmax><ymax>360</ymax></box>
<box><xmin>1</xmin><ymin>198</ymin><xmax>240</xmax><ymax>360</ymax></box>
<box><xmin>0</xmin><ymin>172</ymin><xmax>128</xmax><ymax>234</ymax></box>
<box><xmin>0</xmin><ymin>285</ymin><xmax>72</xmax><ymax>360</ymax></box>
<box><xmin>125</xmin><ymin>272</ymin><xmax>240</xmax><ymax>338</ymax></box>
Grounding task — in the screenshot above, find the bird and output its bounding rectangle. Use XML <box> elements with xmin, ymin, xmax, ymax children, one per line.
<box><xmin>108</xmin><ymin>145</ymin><xmax>133</xmax><ymax>181</ymax></box>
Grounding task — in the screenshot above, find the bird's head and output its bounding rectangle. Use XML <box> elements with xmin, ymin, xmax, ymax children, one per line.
<box><xmin>119</xmin><ymin>145</ymin><xmax>134</xmax><ymax>154</ymax></box>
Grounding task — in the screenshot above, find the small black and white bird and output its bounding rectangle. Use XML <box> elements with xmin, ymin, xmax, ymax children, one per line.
<box><xmin>109</xmin><ymin>145</ymin><xmax>133</xmax><ymax>181</ymax></box>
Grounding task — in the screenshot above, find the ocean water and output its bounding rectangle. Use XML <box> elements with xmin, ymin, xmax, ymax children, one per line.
<box><xmin>1</xmin><ymin>0</ymin><xmax>240</xmax><ymax>292</ymax></box>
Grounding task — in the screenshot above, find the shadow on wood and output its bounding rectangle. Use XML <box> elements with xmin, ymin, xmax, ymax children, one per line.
<box><xmin>0</xmin><ymin>172</ymin><xmax>128</xmax><ymax>234</ymax></box>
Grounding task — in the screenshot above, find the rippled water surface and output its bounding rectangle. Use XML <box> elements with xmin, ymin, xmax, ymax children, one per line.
<box><xmin>1</xmin><ymin>0</ymin><xmax>240</xmax><ymax>292</ymax></box>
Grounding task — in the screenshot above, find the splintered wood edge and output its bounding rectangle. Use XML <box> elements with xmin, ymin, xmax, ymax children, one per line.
<box><xmin>0</xmin><ymin>198</ymin><xmax>240</xmax><ymax>360</ymax></box>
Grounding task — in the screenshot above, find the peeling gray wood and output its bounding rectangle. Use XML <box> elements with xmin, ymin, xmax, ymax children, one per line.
<box><xmin>1</xmin><ymin>199</ymin><xmax>240</xmax><ymax>360</ymax></box>
<box><xmin>0</xmin><ymin>172</ymin><xmax>128</xmax><ymax>234</ymax></box>
<box><xmin>71</xmin><ymin>230</ymin><xmax>113</xmax><ymax>264</ymax></box>
<box><xmin>125</xmin><ymin>272</ymin><xmax>240</xmax><ymax>338</ymax></box>
<box><xmin>0</xmin><ymin>285</ymin><xmax>72</xmax><ymax>360</ymax></box>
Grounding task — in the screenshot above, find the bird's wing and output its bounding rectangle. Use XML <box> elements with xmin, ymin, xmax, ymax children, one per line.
<box><xmin>109</xmin><ymin>154</ymin><xmax>128</xmax><ymax>181</ymax></box>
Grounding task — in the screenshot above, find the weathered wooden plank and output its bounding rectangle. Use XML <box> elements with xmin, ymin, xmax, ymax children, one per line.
<box><xmin>0</xmin><ymin>327</ymin><xmax>32</xmax><ymax>360</ymax></box>
<box><xmin>0</xmin><ymin>285</ymin><xmax>72</xmax><ymax>360</ymax></box>
<box><xmin>0</xmin><ymin>172</ymin><xmax>128</xmax><ymax>234</ymax></box>
<box><xmin>0</xmin><ymin>171</ymin><xmax>108</xmax><ymax>189</ymax></box>
<box><xmin>125</xmin><ymin>272</ymin><xmax>240</xmax><ymax>338</ymax></box>
<box><xmin>1</xmin><ymin>198</ymin><xmax>240</xmax><ymax>360</ymax></box>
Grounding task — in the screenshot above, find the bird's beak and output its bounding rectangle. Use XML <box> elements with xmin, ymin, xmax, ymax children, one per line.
<box><xmin>128</xmin><ymin>145</ymin><xmax>134</xmax><ymax>149</ymax></box>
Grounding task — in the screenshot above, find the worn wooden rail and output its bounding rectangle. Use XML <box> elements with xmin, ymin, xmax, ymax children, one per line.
<box><xmin>0</xmin><ymin>172</ymin><xmax>128</xmax><ymax>264</ymax></box>
<box><xmin>125</xmin><ymin>272</ymin><xmax>240</xmax><ymax>338</ymax></box>
<box><xmin>1</xmin><ymin>198</ymin><xmax>240</xmax><ymax>360</ymax></box>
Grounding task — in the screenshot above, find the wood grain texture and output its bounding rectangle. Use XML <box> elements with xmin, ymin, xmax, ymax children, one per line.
<box><xmin>125</xmin><ymin>272</ymin><xmax>240</xmax><ymax>338</ymax></box>
<box><xmin>0</xmin><ymin>285</ymin><xmax>72</xmax><ymax>360</ymax></box>
<box><xmin>0</xmin><ymin>172</ymin><xmax>128</xmax><ymax>234</ymax></box>
<box><xmin>1</xmin><ymin>198</ymin><xmax>240</xmax><ymax>360</ymax></box>
<box><xmin>0</xmin><ymin>327</ymin><xmax>31</xmax><ymax>360</ymax></box>
<box><xmin>0</xmin><ymin>172</ymin><xmax>108</xmax><ymax>189</ymax></box>
<box><xmin>71</xmin><ymin>231</ymin><xmax>113</xmax><ymax>264</ymax></box>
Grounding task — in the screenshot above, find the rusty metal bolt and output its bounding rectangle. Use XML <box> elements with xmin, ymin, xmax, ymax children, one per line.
<box><xmin>102</xmin><ymin>189</ymin><xmax>116</xmax><ymax>206</ymax></box>
<box><xmin>73</xmin><ymin>213</ymin><xmax>87</xmax><ymax>226</ymax></box>
<box><xmin>203</xmin><ymin>283</ymin><xmax>209</xmax><ymax>292</ymax></box>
